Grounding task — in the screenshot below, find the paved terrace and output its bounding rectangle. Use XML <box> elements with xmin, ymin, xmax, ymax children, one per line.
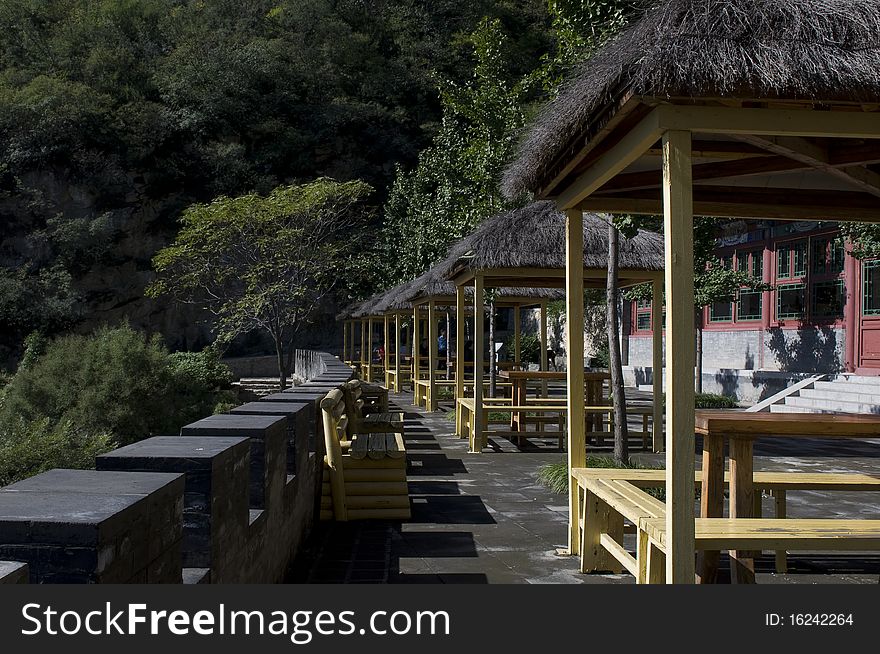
<box><xmin>292</xmin><ymin>389</ymin><xmax>880</xmax><ymax>584</ymax></box>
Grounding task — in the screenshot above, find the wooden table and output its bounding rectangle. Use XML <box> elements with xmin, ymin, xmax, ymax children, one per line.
<box><xmin>695</xmin><ymin>410</ymin><xmax>880</xmax><ymax>584</ymax></box>
<box><xmin>499</xmin><ymin>370</ymin><xmax>609</xmax><ymax>431</ymax></box>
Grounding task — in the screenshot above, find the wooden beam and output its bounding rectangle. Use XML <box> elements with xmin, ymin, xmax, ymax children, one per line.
<box><xmin>540</xmin><ymin>301</ymin><xmax>549</xmax><ymax>397</ymax></box>
<box><xmin>651</xmin><ymin>277</ymin><xmax>664</xmax><ymax>454</ymax></box>
<box><xmin>456</xmin><ymin>284</ymin><xmax>466</xmax><ymax>437</ymax></box>
<box><xmin>471</xmin><ymin>273</ymin><xmax>485</xmax><ymax>453</ymax></box>
<box><xmin>645</xmin><ymin>140</ymin><xmax>770</xmax><ymax>159</ymax></box>
<box><xmin>513</xmin><ymin>305</ymin><xmax>521</xmax><ymax>369</ymax></box>
<box><xmin>736</xmin><ymin>134</ymin><xmax>880</xmax><ymax>199</ymax></box>
<box><xmin>428</xmin><ymin>299</ymin><xmax>437</xmax><ymax>412</ymax></box>
<box><xmin>662</xmin><ymin>130</ymin><xmax>696</xmax><ymax>584</ymax></box>
<box><xmin>394</xmin><ymin>313</ymin><xmax>402</xmax><ymax>393</ymax></box>
<box><xmin>412</xmin><ymin>307</ymin><xmax>420</xmax><ymax>391</ymax></box>
<box><xmin>564</xmin><ymin>208</ymin><xmax>586</xmax><ymax>554</ymax></box>
<box><xmin>580</xmin><ymin>186</ymin><xmax>880</xmax><ymax>222</ymax></box>
<box><xmin>383</xmin><ymin>314</ymin><xmax>390</xmax><ymax>385</ymax></box>
<box><xmin>557</xmin><ymin>108</ymin><xmax>664</xmax><ymax>210</ymax></box>
<box><xmin>657</xmin><ymin>105</ymin><xmax>880</xmax><ymax>140</ymax></box>
<box><xmin>360</xmin><ymin>319</ymin><xmax>367</xmax><ymax>381</ymax></box>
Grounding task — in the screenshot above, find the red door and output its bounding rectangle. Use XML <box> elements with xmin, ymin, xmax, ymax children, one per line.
<box><xmin>857</xmin><ymin>259</ymin><xmax>880</xmax><ymax>373</ymax></box>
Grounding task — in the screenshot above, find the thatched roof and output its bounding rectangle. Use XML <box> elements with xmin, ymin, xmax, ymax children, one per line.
<box><xmin>446</xmin><ymin>201</ymin><xmax>663</xmax><ymax>273</ymax></box>
<box><xmin>503</xmin><ymin>0</ymin><xmax>880</xmax><ymax>197</ymax></box>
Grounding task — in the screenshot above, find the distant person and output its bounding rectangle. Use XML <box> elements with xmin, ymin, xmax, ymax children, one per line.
<box><xmin>437</xmin><ymin>329</ymin><xmax>447</xmax><ymax>369</ymax></box>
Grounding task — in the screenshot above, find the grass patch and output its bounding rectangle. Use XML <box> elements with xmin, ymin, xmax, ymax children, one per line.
<box><xmin>537</xmin><ymin>457</ymin><xmax>666</xmax><ymax>500</ymax></box>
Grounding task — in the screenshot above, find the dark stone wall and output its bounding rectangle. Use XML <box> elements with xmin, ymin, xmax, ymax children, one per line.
<box><xmin>0</xmin><ymin>350</ymin><xmax>353</xmax><ymax>584</ymax></box>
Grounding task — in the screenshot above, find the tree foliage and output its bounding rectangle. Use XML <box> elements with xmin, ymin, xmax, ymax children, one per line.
<box><xmin>371</xmin><ymin>18</ymin><xmax>534</xmax><ymax>288</ymax></box>
<box><xmin>149</xmin><ymin>179</ymin><xmax>373</xmax><ymax>385</ymax></box>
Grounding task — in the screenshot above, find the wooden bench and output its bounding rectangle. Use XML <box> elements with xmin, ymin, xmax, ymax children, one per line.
<box><xmin>641</xmin><ymin>517</ymin><xmax>880</xmax><ymax>584</ymax></box>
<box><xmin>458</xmin><ymin>398</ymin><xmax>655</xmax><ymax>451</ymax></box>
<box><xmin>343</xmin><ymin>380</ymin><xmax>402</xmax><ymax>434</ymax></box>
<box><xmin>319</xmin><ymin>388</ymin><xmax>410</xmax><ymax>521</ymax></box>
<box><xmin>573</xmin><ymin>467</ymin><xmax>880</xmax><ymax>579</ymax></box>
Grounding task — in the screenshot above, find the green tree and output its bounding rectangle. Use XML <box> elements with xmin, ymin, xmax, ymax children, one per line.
<box><xmin>373</xmin><ymin>17</ymin><xmax>531</xmax><ymax>287</ymax></box>
<box><xmin>149</xmin><ymin>179</ymin><xmax>373</xmax><ymax>387</ymax></box>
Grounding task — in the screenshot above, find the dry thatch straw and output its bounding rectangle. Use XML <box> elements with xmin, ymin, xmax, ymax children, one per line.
<box><xmin>503</xmin><ymin>0</ymin><xmax>880</xmax><ymax>197</ymax></box>
<box><xmin>444</xmin><ymin>201</ymin><xmax>663</xmax><ymax>273</ymax></box>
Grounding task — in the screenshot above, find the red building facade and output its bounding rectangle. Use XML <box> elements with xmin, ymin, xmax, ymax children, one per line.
<box><xmin>629</xmin><ymin>222</ymin><xmax>880</xmax><ymax>375</ymax></box>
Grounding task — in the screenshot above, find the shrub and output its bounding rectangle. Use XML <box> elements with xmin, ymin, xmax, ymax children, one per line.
<box><xmin>518</xmin><ymin>333</ymin><xmax>542</xmax><ymax>365</ymax></box>
<box><xmin>695</xmin><ymin>393</ymin><xmax>738</xmax><ymax>409</ymax></box>
<box><xmin>537</xmin><ymin>457</ymin><xmax>665</xmax><ymax>500</ymax></box>
<box><xmin>168</xmin><ymin>348</ymin><xmax>233</xmax><ymax>390</ymax></box>
<box><xmin>1</xmin><ymin>325</ymin><xmax>229</xmax><ymax>446</ymax></box>
<box><xmin>0</xmin><ymin>417</ymin><xmax>115</xmax><ymax>486</ymax></box>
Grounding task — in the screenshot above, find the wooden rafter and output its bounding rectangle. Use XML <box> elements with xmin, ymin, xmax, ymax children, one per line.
<box><xmin>735</xmin><ymin>134</ymin><xmax>880</xmax><ymax>199</ymax></box>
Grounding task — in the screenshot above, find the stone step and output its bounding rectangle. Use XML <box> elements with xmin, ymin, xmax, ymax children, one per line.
<box><xmin>814</xmin><ymin>380</ymin><xmax>880</xmax><ymax>395</ymax></box>
<box><xmin>828</xmin><ymin>374</ymin><xmax>880</xmax><ymax>386</ymax></box>
<box><xmin>783</xmin><ymin>395</ymin><xmax>880</xmax><ymax>414</ymax></box>
<box><xmin>769</xmin><ymin>404</ymin><xmax>813</xmax><ymax>413</ymax></box>
<box><xmin>798</xmin><ymin>387</ymin><xmax>880</xmax><ymax>406</ymax></box>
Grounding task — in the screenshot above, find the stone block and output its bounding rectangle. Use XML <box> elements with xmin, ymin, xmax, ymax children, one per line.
<box><xmin>230</xmin><ymin>402</ymin><xmax>311</xmax><ymax>479</ymax></box>
<box><xmin>0</xmin><ymin>469</ymin><xmax>184</xmax><ymax>583</ymax></box>
<box><xmin>97</xmin><ymin>436</ymin><xmax>249</xmax><ymax>579</ymax></box>
<box><xmin>180</xmin><ymin>414</ymin><xmax>286</xmax><ymax>512</ymax></box>
<box><xmin>0</xmin><ymin>561</ymin><xmax>28</xmax><ymax>584</ymax></box>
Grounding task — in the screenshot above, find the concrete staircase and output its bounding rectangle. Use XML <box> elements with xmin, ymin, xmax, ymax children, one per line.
<box><xmin>768</xmin><ymin>374</ymin><xmax>880</xmax><ymax>414</ymax></box>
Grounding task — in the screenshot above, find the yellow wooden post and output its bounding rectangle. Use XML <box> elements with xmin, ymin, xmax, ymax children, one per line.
<box><xmin>455</xmin><ymin>284</ymin><xmax>466</xmax><ymax>437</ymax></box>
<box><xmin>513</xmin><ymin>304</ymin><xmax>521</xmax><ymax>369</ymax></box>
<box><xmin>652</xmin><ymin>277</ymin><xmax>664</xmax><ymax>453</ymax></box>
<box><xmin>359</xmin><ymin>319</ymin><xmax>367</xmax><ymax>381</ymax></box>
<box><xmin>369</xmin><ymin>317</ymin><xmax>376</xmax><ymax>382</ymax></box>
<box><xmin>662</xmin><ymin>129</ymin><xmax>696</xmax><ymax>584</ymax></box>
<box><xmin>394</xmin><ymin>313</ymin><xmax>402</xmax><ymax>393</ymax></box>
<box><xmin>471</xmin><ymin>274</ymin><xmax>485</xmax><ymax>453</ymax></box>
<box><xmin>383</xmin><ymin>313</ymin><xmax>390</xmax><ymax>385</ymax></box>
<box><xmin>565</xmin><ymin>209</ymin><xmax>586</xmax><ymax>555</ymax></box>
<box><xmin>428</xmin><ymin>299</ymin><xmax>437</xmax><ymax>412</ymax></box>
<box><xmin>412</xmin><ymin>305</ymin><xmax>420</xmax><ymax>393</ymax></box>
<box><xmin>343</xmin><ymin>320</ymin><xmax>349</xmax><ymax>364</ymax></box>
<box><xmin>540</xmin><ymin>300</ymin><xmax>549</xmax><ymax>397</ymax></box>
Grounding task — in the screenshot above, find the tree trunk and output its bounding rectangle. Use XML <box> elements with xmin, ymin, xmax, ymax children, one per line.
<box><xmin>695</xmin><ymin>309</ymin><xmax>704</xmax><ymax>394</ymax></box>
<box><xmin>488</xmin><ymin>299</ymin><xmax>497</xmax><ymax>398</ymax></box>
<box><xmin>607</xmin><ymin>223</ymin><xmax>628</xmax><ymax>465</ymax></box>
<box><xmin>274</xmin><ymin>334</ymin><xmax>288</xmax><ymax>390</ymax></box>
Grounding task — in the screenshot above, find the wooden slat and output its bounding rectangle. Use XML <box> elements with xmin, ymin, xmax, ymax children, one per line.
<box><xmin>367</xmin><ymin>433</ymin><xmax>387</xmax><ymax>460</ymax></box>
<box><xmin>646</xmin><ymin>518</ymin><xmax>880</xmax><ymax>551</ymax></box>
<box><xmin>599</xmin><ymin>533</ymin><xmax>639</xmax><ymax>577</ymax></box>
<box><xmin>349</xmin><ymin>434</ymin><xmax>369</xmax><ymax>460</ymax></box>
<box><xmin>386</xmin><ymin>433</ymin><xmax>406</xmax><ymax>459</ymax></box>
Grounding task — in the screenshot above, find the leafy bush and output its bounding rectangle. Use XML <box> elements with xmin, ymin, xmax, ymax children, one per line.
<box><xmin>0</xmin><ymin>417</ymin><xmax>115</xmax><ymax>487</ymax></box>
<box><xmin>168</xmin><ymin>348</ymin><xmax>234</xmax><ymax>390</ymax></box>
<box><xmin>1</xmin><ymin>325</ymin><xmax>230</xmax><ymax>446</ymax></box>
<box><xmin>591</xmin><ymin>340</ymin><xmax>610</xmax><ymax>368</ymax></box>
<box><xmin>695</xmin><ymin>393</ymin><xmax>739</xmax><ymax>409</ymax></box>
<box><xmin>518</xmin><ymin>333</ymin><xmax>542</xmax><ymax>365</ymax></box>
<box><xmin>537</xmin><ymin>457</ymin><xmax>665</xmax><ymax>499</ymax></box>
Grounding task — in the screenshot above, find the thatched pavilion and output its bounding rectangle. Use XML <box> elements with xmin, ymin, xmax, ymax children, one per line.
<box><xmin>386</xmin><ymin>265</ymin><xmax>562</xmax><ymax>413</ymax></box>
<box><xmin>503</xmin><ymin>0</ymin><xmax>880</xmax><ymax>583</ymax></box>
<box><xmin>440</xmin><ymin>201</ymin><xmax>665</xmax><ymax>453</ymax></box>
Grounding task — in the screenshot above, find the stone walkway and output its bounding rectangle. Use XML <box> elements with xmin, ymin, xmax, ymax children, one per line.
<box><xmin>291</xmin><ymin>390</ymin><xmax>880</xmax><ymax>584</ymax></box>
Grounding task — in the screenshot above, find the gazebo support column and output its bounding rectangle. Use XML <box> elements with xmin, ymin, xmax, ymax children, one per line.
<box><xmin>412</xmin><ymin>307</ymin><xmax>420</xmax><ymax>394</ymax></box>
<box><xmin>428</xmin><ymin>299</ymin><xmax>437</xmax><ymax>411</ymax></box>
<box><xmin>383</xmin><ymin>314</ymin><xmax>390</xmax><ymax>387</ymax></box>
<box><xmin>662</xmin><ymin>129</ymin><xmax>696</xmax><ymax>584</ymax></box>
<box><xmin>343</xmin><ymin>320</ymin><xmax>349</xmax><ymax>364</ymax></box>
<box><xmin>455</xmin><ymin>284</ymin><xmax>466</xmax><ymax>437</ymax></box>
<box><xmin>513</xmin><ymin>305</ymin><xmax>521</xmax><ymax>370</ymax></box>
<box><xmin>394</xmin><ymin>313</ymin><xmax>402</xmax><ymax>393</ymax></box>
<box><xmin>651</xmin><ymin>277</ymin><xmax>664</xmax><ymax>453</ymax></box>
<box><xmin>360</xmin><ymin>319</ymin><xmax>367</xmax><ymax>381</ymax></box>
<box><xmin>565</xmin><ymin>208</ymin><xmax>586</xmax><ymax>555</ymax></box>
<box><xmin>471</xmin><ymin>274</ymin><xmax>485</xmax><ymax>453</ymax></box>
<box><xmin>368</xmin><ymin>317</ymin><xmax>375</xmax><ymax>382</ymax></box>
<box><xmin>540</xmin><ymin>300</ymin><xmax>549</xmax><ymax>397</ymax></box>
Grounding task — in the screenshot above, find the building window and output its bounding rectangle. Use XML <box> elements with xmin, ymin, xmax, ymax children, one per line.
<box><xmin>777</xmin><ymin>283</ymin><xmax>806</xmax><ymax>319</ymax></box>
<box><xmin>864</xmin><ymin>260</ymin><xmax>880</xmax><ymax>317</ymax></box>
<box><xmin>812</xmin><ymin>280</ymin><xmax>845</xmax><ymax>319</ymax></box>
<box><xmin>737</xmin><ymin>289</ymin><xmax>763</xmax><ymax>321</ymax></box>
<box><xmin>709</xmin><ymin>301</ymin><xmax>733</xmax><ymax>323</ymax></box>
<box><xmin>777</xmin><ymin>240</ymin><xmax>807</xmax><ymax>280</ymax></box>
<box><xmin>635</xmin><ymin>299</ymin><xmax>652</xmax><ymax>332</ymax></box>
<box><xmin>812</xmin><ymin>238</ymin><xmax>845</xmax><ymax>276</ymax></box>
